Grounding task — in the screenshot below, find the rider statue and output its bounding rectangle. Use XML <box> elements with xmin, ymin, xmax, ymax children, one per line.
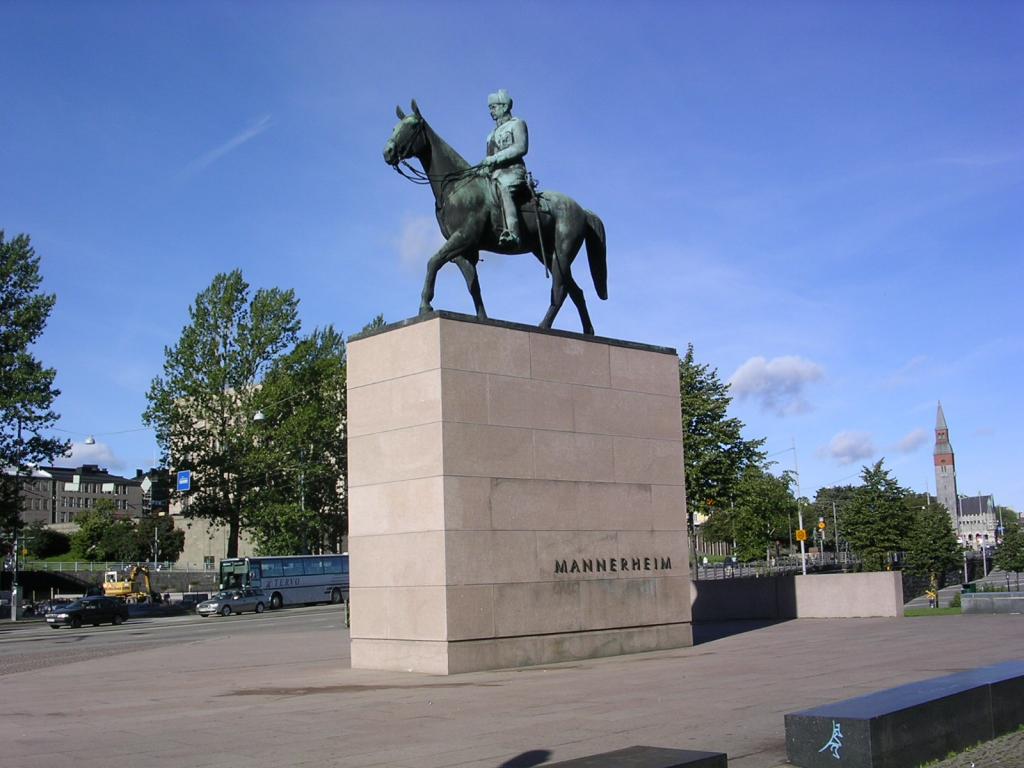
<box><xmin>479</xmin><ymin>89</ymin><xmax>528</xmax><ymax>247</ymax></box>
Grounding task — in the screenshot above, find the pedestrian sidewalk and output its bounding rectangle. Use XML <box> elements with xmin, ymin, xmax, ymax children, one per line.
<box><xmin>3</xmin><ymin>614</ymin><xmax>1024</xmax><ymax>767</ymax></box>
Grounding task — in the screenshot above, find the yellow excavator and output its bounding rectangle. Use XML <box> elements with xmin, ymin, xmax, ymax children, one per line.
<box><xmin>102</xmin><ymin>565</ymin><xmax>162</xmax><ymax>603</ymax></box>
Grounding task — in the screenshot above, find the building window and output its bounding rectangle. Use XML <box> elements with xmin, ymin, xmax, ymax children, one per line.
<box><xmin>204</xmin><ymin>556</ymin><xmax>215</xmax><ymax>571</ymax></box>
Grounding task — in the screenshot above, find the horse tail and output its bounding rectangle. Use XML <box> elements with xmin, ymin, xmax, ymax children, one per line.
<box><xmin>584</xmin><ymin>210</ymin><xmax>608</xmax><ymax>300</ymax></box>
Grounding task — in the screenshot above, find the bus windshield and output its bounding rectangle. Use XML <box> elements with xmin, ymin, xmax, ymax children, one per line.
<box><xmin>219</xmin><ymin>559</ymin><xmax>248</xmax><ymax>589</ymax></box>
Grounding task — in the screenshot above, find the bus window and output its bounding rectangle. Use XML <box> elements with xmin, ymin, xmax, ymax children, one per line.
<box><xmin>281</xmin><ymin>558</ymin><xmax>303</xmax><ymax>578</ymax></box>
<box><xmin>261</xmin><ymin>560</ymin><xmax>282</xmax><ymax>578</ymax></box>
<box><xmin>324</xmin><ymin>556</ymin><xmax>343</xmax><ymax>575</ymax></box>
<box><xmin>303</xmin><ymin>558</ymin><xmax>325</xmax><ymax>576</ymax></box>
<box><xmin>219</xmin><ymin>560</ymin><xmax>247</xmax><ymax>589</ymax></box>
<box><xmin>248</xmin><ymin>563</ymin><xmax>261</xmax><ymax>582</ymax></box>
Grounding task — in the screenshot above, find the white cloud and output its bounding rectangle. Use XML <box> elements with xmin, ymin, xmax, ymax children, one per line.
<box><xmin>894</xmin><ymin>428</ymin><xmax>928</xmax><ymax>454</ymax></box>
<box><xmin>393</xmin><ymin>214</ymin><xmax>444</xmax><ymax>270</ymax></box>
<box><xmin>819</xmin><ymin>431</ymin><xmax>875</xmax><ymax>466</ymax></box>
<box><xmin>728</xmin><ymin>355</ymin><xmax>824</xmax><ymax>416</ymax></box>
<box><xmin>180</xmin><ymin>114</ymin><xmax>273</xmax><ymax>178</ymax></box>
<box><xmin>53</xmin><ymin>441</ymin><xmax>125</xmax><ymax>472</ymax></box>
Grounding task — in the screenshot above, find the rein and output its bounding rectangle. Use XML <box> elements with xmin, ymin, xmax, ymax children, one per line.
<box><xmin>390</xmin><ymin>118</ymin><xmax>484</xmax><ymax>191</ymax></box>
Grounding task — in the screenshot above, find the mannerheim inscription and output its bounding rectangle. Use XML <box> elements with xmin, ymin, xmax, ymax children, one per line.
<box><xmin>555</xmin><ymin>556</ymin><xmax>673</xmax><ymax>575</ymax></box>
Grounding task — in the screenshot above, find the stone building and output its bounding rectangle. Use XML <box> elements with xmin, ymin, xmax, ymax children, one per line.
<box><xmin>957</xmin><ymin>494</ymin><xmax>998</xmax><ymax>547</ymax></box>
<box><xmin>931</xmin><ymin>403</ymin><xmax>999</xmax><ymax>547</ymax></box>
<box><xmin>12</xmin><ymin>464</ymin><xmax>144</xmax><ymax>527</ymax></box>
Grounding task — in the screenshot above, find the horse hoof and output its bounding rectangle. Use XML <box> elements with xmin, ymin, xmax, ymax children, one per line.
<box><xmin>419</xmin><ymin>304</ymin><xmax>434</xmax><ymax>315</ymax></box>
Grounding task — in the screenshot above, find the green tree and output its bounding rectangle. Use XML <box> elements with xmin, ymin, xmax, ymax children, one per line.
<box><xmin>23</xmin><ymin>519</ymin><xmax>71</xmax><ymax>558</ymax></box>
<box><xmin>144</xmin><ymin>270</ymin><xmax>300</xmax><ymax>558</ymax></box>
<box><xmin>843</xmin><ymin>460</ymin><xmax>914</xmax><ymax>571</ymax></box>
<box><xmin>70</xmin><ymin>501</ymin><xmax>185</xmax><ymax>562</ymax></box>
<box><xmin>360</xmin><ymin>314</ymin><xmax>386</xmax><ymax>333</ymax></box>
<box><xmin>701</xmin><ymin>465</ymin><xmax>797</xmax><ymax>561</ymax></box>
<box><xmin>0</xmin><ymin>232</ymin><xmax>70</xmax><ymax>531</ymax></box>
<box><xmin>995</xmin><ymin>528</ymin><xmax>1024</xmax><ymax>582</ymax></box>
<box><xmin>996</xmin><ymin>507</ymin><xmax>1019</xmax><ymax>536</ymax></box>
<box><xmin>811</xmin><ymin>484</ymin><xmax>857</xmax><ymax>552</ymax></box>
<box><xmin>903</xmin><ymin>501</ymin><xmax>961</xmax><ymax>593</ymax></box>
<box><xmin>136</xmin><ymin>516</ymin><xmax>185</xmax><ymax>563</ymax></box>
<box><xmin>70</xmin><ymin>501</ymin><xmax>136</xmax><ymax>561</ymax></box>
<box><xmin>249</xmin><ymin>327</ymin><xmax>348</xmax><ymax>555</ymax></box>
<box><xmin>679</xmin><ymin>344</ymin><xmax>765</xmax><ymax>528</ymax></box>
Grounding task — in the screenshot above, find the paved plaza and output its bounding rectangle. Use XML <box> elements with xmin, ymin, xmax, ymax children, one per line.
<box><xmin>2</xmin><ymin>614</ymin><xmax>1023</xmax><ymax>768</ymax></box>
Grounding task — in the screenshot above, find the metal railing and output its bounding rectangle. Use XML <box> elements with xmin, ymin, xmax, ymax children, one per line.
<box><xmin>22</xmin><ymin>560</ymin><xmax>215</xmax><ymax>573</ymax></box>
<box><xmin>693</xmin><ymin>552</ymin><xmax>857</xmax><ymax>580</ymax></box>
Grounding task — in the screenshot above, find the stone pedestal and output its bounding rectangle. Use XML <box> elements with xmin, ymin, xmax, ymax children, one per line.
<box><xmin>347</xmin><ymin>312</ymin><xmax>691</xmax><ymax>674</ymax></box>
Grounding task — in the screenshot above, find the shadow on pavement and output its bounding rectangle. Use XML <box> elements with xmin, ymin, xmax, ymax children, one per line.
<box><xmin>692</xmin><ymin>619</ymin><xmax>792</xmax><ymax>645</ymax></box>
<box><xmin>497</xmin><ymin>749</ymin><xmax>552</xmax><ymax>767</ymax></box>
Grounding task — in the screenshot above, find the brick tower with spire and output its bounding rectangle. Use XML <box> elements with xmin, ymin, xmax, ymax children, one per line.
<box><xmin>933</xmin><ymin>401</ymin><xmax>959</xmax><ymax>533</ymax></box>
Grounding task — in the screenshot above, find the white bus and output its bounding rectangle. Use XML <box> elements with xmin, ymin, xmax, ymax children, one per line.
<box><xmin>219</xmin><ymin>554</ymin><xmax>349</xmax><ymax>610</ymax></box>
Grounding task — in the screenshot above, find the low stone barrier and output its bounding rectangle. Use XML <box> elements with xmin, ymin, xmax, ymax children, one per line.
<box><xmin>546</xmin><ymin>745</ymin><xmax>727</xmax><ymax>767</ymax></box>
<box><xmin>785</xmin><ymin>659</ymin><xmax>1024</xmax><ymax>767</ymax></box>
<box><xmin>691</xmin><ymin>572</ymin><xmax>902</xmax><ymax>622</ymax></box>
<box><xmin>962</xmin><ymin>592</ymin><xmax>1024</xmax><ymax>614</ymax></box>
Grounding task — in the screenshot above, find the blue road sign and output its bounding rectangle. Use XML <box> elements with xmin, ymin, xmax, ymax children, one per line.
<box><xmin>176</xmin><ymin>470</ymin><xmax>192</xmax><ymax>492</ymax></box>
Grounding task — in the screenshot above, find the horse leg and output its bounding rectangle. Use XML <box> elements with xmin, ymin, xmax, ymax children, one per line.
<box><xmin>539</xmin><ymin>252</ymin><xmax>570</xmax><ymax>330</ymax></box>
<box><xmin>566</xmin><ymin>273</ymin><xmax>594</xmax><ymax>335</ymax></box>
<box><xmin>453</xmin><ymin>254</ymin><xmax>487</xmax><ymax>320</ymax></box>
<box><xmin>420</xmin><ymin>231</ymin><xmax>472</xmax><ymax>314</ymax></box>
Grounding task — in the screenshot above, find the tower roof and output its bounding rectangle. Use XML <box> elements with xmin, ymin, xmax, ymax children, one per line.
<box><xmin>936</xmin><ymin>401</ymin><xmax>948</xmax><ymax>430</ymax></box>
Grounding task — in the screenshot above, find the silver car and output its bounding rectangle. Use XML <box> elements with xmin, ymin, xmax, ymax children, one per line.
<box><xmin>196</xmin><ymin>588</ymin><xmax>266</xmax><ymax>617</ymax></box>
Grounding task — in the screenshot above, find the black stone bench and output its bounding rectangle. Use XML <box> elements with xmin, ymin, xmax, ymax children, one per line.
<box><xmin>785</xmin><ymin>659</ymin><xmax>1024</xmax><ymax>768</ymax></box>
<box><xmin>545</xmin><ymin>745</ymin><xmax>727</xmax><ymax>767</ymax></box>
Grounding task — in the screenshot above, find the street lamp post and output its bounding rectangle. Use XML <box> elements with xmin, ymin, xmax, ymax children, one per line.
<box><xmin>793</xmin><ymin>440</ymin><xmax>807</xmax><ymax>576</ymax></box>
<box><xmin>10</xmin><ymin>528</ymin><xmax>20</xmax><ymax>621</ymax></box>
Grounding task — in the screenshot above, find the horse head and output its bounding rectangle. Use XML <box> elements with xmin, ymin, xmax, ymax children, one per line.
<box><xmin>383</xmin><ymin>100</ymin><xmax>427</xmax><ymax>166</ymax></box>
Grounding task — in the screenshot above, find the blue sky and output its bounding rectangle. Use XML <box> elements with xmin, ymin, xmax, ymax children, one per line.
<box><xmin>3</xmin><ymin>1</ymin><xmax>1022</xmax><ymax>510</ymax></box>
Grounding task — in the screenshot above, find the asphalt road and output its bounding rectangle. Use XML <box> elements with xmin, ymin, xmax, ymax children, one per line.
<box><xmin>0</xmin><ymin>605</ymin><xmax>344</xmax><ymax>677</ymax></box>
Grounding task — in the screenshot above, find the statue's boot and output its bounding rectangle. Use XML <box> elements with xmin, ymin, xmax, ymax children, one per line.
<box><xmin>498</xmin><ymin>185</ymin><xmax>520</xmax><ymax>246</ymax></box>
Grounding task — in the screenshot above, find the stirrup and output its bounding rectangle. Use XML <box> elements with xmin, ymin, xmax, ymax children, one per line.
<box><xmin>499</xmin><ymin>229</ymin><xmax>519</xmax><ymax>246</ymax></box>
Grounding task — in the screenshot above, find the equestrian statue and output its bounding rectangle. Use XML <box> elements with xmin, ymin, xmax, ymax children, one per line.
<box><xmin>382</xmin><ymin>92</ymin><xmax>607</xmax><ymax>335</ymax></box>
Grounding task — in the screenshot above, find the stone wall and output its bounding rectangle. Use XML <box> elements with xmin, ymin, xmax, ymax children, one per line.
<box><xmin>691</xmin><ymin>571</ymin><xmax>904</xmax><ymax>621</ymax></box>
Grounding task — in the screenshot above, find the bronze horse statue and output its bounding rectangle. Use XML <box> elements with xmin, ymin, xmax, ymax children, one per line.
<box><xmin>383</xmin><ymin>100</ymin><xmax>607</xmax><ymax>335</ymax></box>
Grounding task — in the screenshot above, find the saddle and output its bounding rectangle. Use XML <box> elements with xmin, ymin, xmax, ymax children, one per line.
<box><xmin>487</xmin><ymin>180</ymin><xmax>551</xmax><ymax>242</ymax></box>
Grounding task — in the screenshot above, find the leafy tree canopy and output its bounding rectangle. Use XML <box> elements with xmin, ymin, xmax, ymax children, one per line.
<box><xmin>0</xmin><ymin>232</ymin><xmax>70</xmax><ymax>530</ymax></box>
<box><xmin>843</xmin><ymin>459</ymin><xmax>915</xmax><ymax>571</ymax></box>
<box><xmin>680</xmin><ymin>344</ymin><xmax>765</xmax><ymax>527</ymax></box>
<box><xmin>248</xmin><ymin>326</ymin><xmax>348</xmax><ymax>555</ymax></box>
<box><xmin>23</xmin><ymin>519</ymin><xmax>71</xmax><ymax>559</ymax></box>
<box><xmin>903</xmin><ymin>500</ymin><xmax>962</xmax><ymax>590</ymax></box>
<box><xmin>997</xmin><ymin>507</ymin><xmax>1019</xmax><ymax>536</ymax></box>
<box><xmin>144</xmin><ymin>270</ymin><xmax>300</xmax><ymax>557</ymax></box>
<box><xmin>995</xmin><ymin>528</ymin><xmax>1024</xmax><ymax>575</ymax></box>
<box><xmin>69</xmin><ymin>501</ymin><xmax>184</xmax><ymax>562</ymax></box>
<box><xmin>701</xmin><ymin>465</ymin><xmax>797</xmax><ymax>561</ymax></box>
<box><xmin>361</xmin><ymin>314</ymin><xmax>386</xmax><ymax>333</ymax></box>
